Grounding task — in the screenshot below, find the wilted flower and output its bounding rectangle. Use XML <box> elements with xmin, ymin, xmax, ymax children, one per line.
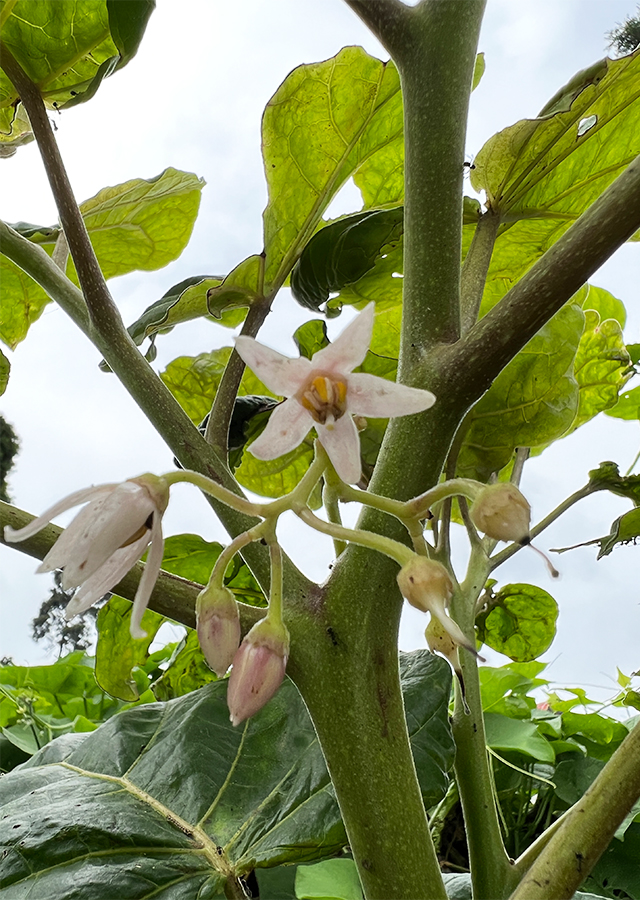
<box><xmin>227</xmin><ymin>616</ymin><xmax>290</xmax><ymax>726</ymax></box>
<box><xmin>196</xmin><ymin>584</ymin><xmax>241</xmax><ymax>677</ymax></box>
<box><xmin>470</xmin><ymin>483</ymin><xmax>531</xmax><ymax>544</ymax></box>
<box><xmin>3</xmin><ymin>475</ymin><xmax>169</xmax><ymax>639</ymax></box>
<box><xmin>397</xmin><ymin>556</ymin><xmax>477</xmax><ymax>655</ymax></box>
<box><xmin>234</xmin><ymin>303</ymin><xmax>436</xmax><ymax>484</ymax></box>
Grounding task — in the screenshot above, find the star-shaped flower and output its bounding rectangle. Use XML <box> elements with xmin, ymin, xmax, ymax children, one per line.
<box><xmin>4</xmin><ymin>475</ymin><xmax>169</xmax><ymax>639</ymax></box>
<box><xmin>235</xmin><ymin>304</ymin><xmax>436</xmax><ymax>483</ymax></box>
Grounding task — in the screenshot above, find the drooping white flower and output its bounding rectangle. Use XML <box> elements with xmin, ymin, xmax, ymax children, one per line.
<box><xmin>4</xmin><ymin>475</ymin><xmax>170</xmax><ymax>639</ymax></box>
<box><xmin>235</xmin><ymin>303</ymin><xmax>436</xmax><ymax>483</ymax></box>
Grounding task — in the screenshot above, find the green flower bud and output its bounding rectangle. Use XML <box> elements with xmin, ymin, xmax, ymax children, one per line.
<box><xmin>397</xmin><ymin>557</ymin><xmax>477</xmax><ymax>655</ymax></box>
<box><xmin>470</xmin><ymin>483</ymin><xmax>531</xmax><ymax>544</ymax></box>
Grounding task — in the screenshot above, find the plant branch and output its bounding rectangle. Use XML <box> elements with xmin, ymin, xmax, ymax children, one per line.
<box><xmin>488</xmin><ymin>482</ymin><xmax>599</xmax><ymax>572</ymax></box>
<box><xmin>460</xmin><ymin>208</ymin><xmax>501</xmax><ymax>334</ymax></box>
<box><xmin>0</xmin><ymin>220</ymin><xmax>90</xmax><ymax>334</ymax></box>
<box><xmin>0</xmin><ymin>52</ymin><xmax>318</xmax><ymax>605</ymax></box>
<box><xmin>342</xmin><ymin>0</ymin><xmax>413</xmax><ymax>60</ymax></box>
<box><xmin>448</xmin><ymin>152</ymin><xmax>640</xmax><ymax>411</ymax></box>
<box><xmin>510</xmin><ymin>720</ymin><xmax>640</xmax><ymax>900</ymax></box>
<box><xmin>0</xmin><ymin>43</ymin><xmax>122</xmax><ymax>336</ymax></box>
<box><xmin>0</xmin><ymin>500</ymin><xmax>263</xmax><ymax>634</ymax></box>
<box><xmin>204</xmin><ymin>291</ymin><xmax>270</xmax><ymax>457</ymax></box>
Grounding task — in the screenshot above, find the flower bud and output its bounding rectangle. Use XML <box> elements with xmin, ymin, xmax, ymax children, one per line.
<box><xmin>397</xmin><ymin>557</ymin><xmax>477</xmax><ymax>655</ymax></box>
<box><xmin>469</xmin><ymin>483</ymin><xmax>531</xmax><ymax>544</ymax></box>
<box><xmin>196</xmin><ymin>585</ymin><xmax>241</xmax><ymax>677</ymax></box>
<box><xmin>227</xmin><ymin>617</ymin><xmax>290</xmax><ymax>726</ymax></box>
<box><xmin>425</xmin><ymin>615</ymin><xmax>461</xmax><ymax>674</ymax></box>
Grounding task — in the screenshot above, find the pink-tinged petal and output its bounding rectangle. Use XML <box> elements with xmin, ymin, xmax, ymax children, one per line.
<box><xmin>312</xmin><ymin>303</ymin><xmax>374</xmax><ymax>374</ymax></box>
<box><xmin>247</xmin><ymin>398</ymin><xmax>312</xmax><ymax>460</ymax></box>
<box><xmin>4</xmin><ymin>484</ymin><xmax>116</xmax><ymax>544</ymax></box>
<box><xmin>60</xmin><ymin>482</ymin><xmax>156</xmax><ymax>590</ymax></box>
<box><xmin>64</xmin><ymin>533</ymin><xmax>150</xmax><ymax>619</ymax></box>
<box><xmin>317</xmin><ymin>414</ymin><xmax>362</xmax><ymax>484</ymax></box>
<box><xmin>130</xmin><ymin>512</ymin><xmax>165</xmax><ymax>639</ymax></box>
<box><xmin>227</xmin><ymin>640</ymin><xmax>287</xmax><ymax>726</ymax></box>
<box><xmin>234</xmin><ymin>336</ymin><xmax>311</xmax><ymax>396</ymax></box>
<box><xmin>347</xmin><ymin>372</ymin><xmax>436</xmax><ymax>417</ymax></box>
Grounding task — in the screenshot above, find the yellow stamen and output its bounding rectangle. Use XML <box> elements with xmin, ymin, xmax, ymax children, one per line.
<box><xmin>299</xmin><ymin>373</ymin><xmax>349</xmax><ymax>424</ymax></box>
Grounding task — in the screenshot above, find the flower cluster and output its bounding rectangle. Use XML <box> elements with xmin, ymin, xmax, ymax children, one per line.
<box><xmin>4</xmin><ymin>475</ymin><xmax>169</xmax><ymax>639</ymax></box>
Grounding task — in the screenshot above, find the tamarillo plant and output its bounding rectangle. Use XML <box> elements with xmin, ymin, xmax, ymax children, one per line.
<box><xmin>1</xmin><ymin>2</ymin><xmax>640</xmax><ymax>899</ymax></box>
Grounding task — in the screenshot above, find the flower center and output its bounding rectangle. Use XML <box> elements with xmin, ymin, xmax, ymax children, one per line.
<box><xmin>120</xmin><ymin>513</ymin><xmax>154</xmax><ymax>548</ymax></box>
<box><xmin>299</xmin><ymin>374</ymin><xmax>348</xmax><ymax>425</ymax></box>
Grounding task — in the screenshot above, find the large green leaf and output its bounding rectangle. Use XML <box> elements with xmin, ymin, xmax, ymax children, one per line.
<box><xmin>580</xmin><ymin>284</ymin><xmax>627</xmax><ymax>328</ymax></box>
<box><xmin>0</xmin><ymin>651</ymin><xmax>454</xmax><ymax>896</ymax></box>
<box><xmin>152</xmin><ymin>630</ymin><xmax>218</xmax><ymax>701</ymax></box>
<box><xmin>290</xmin><ymin>208</ymin><xmax>403</xmax><ymax>313</ymax></box>
<box><xmin>0</xmin><ymin>170</ymin><xmax>203</xmax><ymax>348</ymax></box>
<box><xmin>160</xmin><ymin>533</ymin><xmax>266</xmax><ymax>607</ymax></box>
<box><xmin>400</xmin><ymin>652</ymin><xmax>455</xmax><ymax>808</ymax></box>
<box><xmin>0</xmin><ymin>0</ymin><xmax>154</xmax><ymax>150</ymax></box>
<box><xmin>161</xmin><ymin>347</ymin><xmax>276</xmax><ymax>424</ymax></box>
<box><xmin>0</xmin><ymin>681</ymin><xmax>342</xmax><ymax>898</ymax></box>
<box><xmin>0</xmin><ymin>348</ymin><xmax>8</xmax><ymax>394</ymax></box>
<box><xmin>605</xmin><ymin>384</ymin><xmax>640</xmax><ymax>420</ymax></box>
<box><xmin>74</xmin><ymin>167</ymin><xmax>204</xmax><ymax>280</ymax></box>
<box><xmin>457</xmin><ymin>303</ymin><xmax>584</xmax><ymax>480</ymax></box>
<box><xmin>571</xmin><ymin>310</ymin><xmax>631</xmax><ymax>430</ymax></box>
<box><xmin>484</xmin><ymin>712</ymin><xmax>555</xmax><ymax>763</ymax></box>
<box><xmin>0</xmin><ymin>254</ymin><xmax>53</xmax><ymax>349</ymax></box>
<box><xmin>476</xmin><ymin>583</ymin><xmax>558</xmax><ymax>663</ymax></box>
<box><xmin>95</xmin><ymin>596</ymin><xmax>167</xmax><ymax>701</ymax></box>
<box><xmin>262</xmin><ymin>47</ymin><xmax>402</xmax><ymax>289</ymax></box>
<box><xmin>0</xmin><ymin>651</ymin><xmax>143</xmax><ymax>769</ymax></box>
<box><xmin>471</xmin><ymin>50</ymin><xmax>640</xmax><ymax>219</ymax></box>
<box><xmin>296</xmin><ymin>859</ymin><xmax>363</xmax><ymax>900</ymax></box>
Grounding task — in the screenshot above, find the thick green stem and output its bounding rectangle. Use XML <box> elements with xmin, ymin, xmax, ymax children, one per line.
<box><xmin>451</xmin><ymin>550</ymin><xmax>518</xmax><ymax>900</ymax></box>
<box><xmin>288</xmin><ymin>4</ymin><xmax>487</xmax><ymax>898</ymax></box>
<box><xmin>510</xmin><ymin>721</ymin><xmax>640</xmax><ymax>900</ymax></box>
<box><xmin>398</xmin><ymin>0</ymin><xmax>487</xmax><ymax>356</ymax></box>
<box><xmin>289</xmin><ymin>546</ymin><xmax>447</xmax><ymax>900</ymax></box>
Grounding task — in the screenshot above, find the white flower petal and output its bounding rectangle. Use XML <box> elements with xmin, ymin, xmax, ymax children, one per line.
<box><xmin>347</xmin><ymin>372</ymin><xmax>436</xmax><ymax>418</ymax></box>
<box><xmin>38</xmin><ymin>496</ymin><xmax>109</xmax><ymax>574</ymax></box>
<box><xmin>247</xmin><ymin>399</ymin><xmax>312</xmax><ymax>460</ymax></box>
<box><xmin>61</xmin><ymin>482</ymin><xmax>156</xmax><ymax>589</ymax></box>
<box><xmin>65</xmin><ymin>534</ymin><xmax>150</xmax><ymax>619</ymax></box>
<box><xmin>312</xmin><ymin>303</ymin><xmax>374</xmax><ymax>373</ymax></box>
<box><xmin>317</xmin><ymin>414</ymin><xmax>362</xmax><ymax>484</ymax></box>
<box><xmin>4</xmin><ymin>484</ymin><xmax>116</xmax><ymax>544</ymax></box>
<box><xmin>130</xmin><ymin>513</ymin><xmax>164</xmax><ymax>639</ymax></box>
<box><xmin>234</xmin><ymin>336</ymin><xmax>311</xmax><ymax>396</ymax></box>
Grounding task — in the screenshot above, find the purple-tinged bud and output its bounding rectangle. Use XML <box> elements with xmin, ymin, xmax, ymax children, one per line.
<box><xmin>397</xmin><ymin>557</ymin><xmax>477</xmax><ymax>655</ymax></box>
<box><xmin>227</xmin><ymin>617</ymin><xmax>289</xmax><ymax>726</ymax></box>
<box><xmin>196</xmin><ymin>585</ymin><xmax>241</xmax><ymax>677</ymax></box>
<box><xmin>470</xmin><ymin>483</ymin><xmax>531</xmax><ymax>544</ymax></box>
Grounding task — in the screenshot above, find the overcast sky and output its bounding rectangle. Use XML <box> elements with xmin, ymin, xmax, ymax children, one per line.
<box><xmin>1</xmin><ymin>0</ymin><xmax>639</xmax><ymax>708</ymax></box>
